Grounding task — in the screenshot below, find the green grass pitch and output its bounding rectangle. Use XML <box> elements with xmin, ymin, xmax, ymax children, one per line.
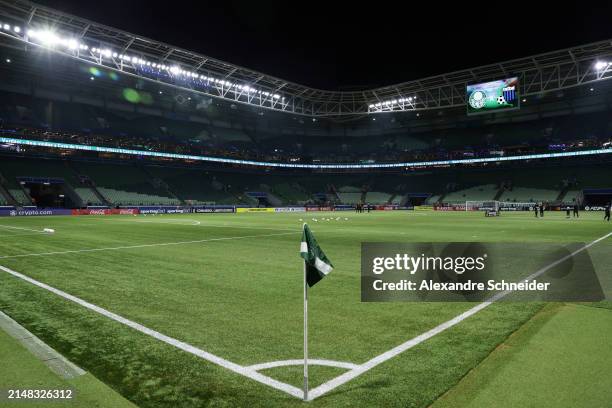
<box><xmin>0</xmin><ymin>210</ymin><xmax>610</xmax><ymax>407</ymax></box>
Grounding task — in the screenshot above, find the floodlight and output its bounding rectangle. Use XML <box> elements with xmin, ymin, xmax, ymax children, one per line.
<box><xmin>38</xmin><ymin>30</ymin><xmax>60</xmax><ymax>46</ymax></box>
<box><xmin>13</xmin><ymin>26</ymin><xmax>20</xmax><ymax>33</ymax></box>
<box><xmin>595</xmin><ymin>61</ymin><xmax>607</xmax><ymax>70</ymax></box>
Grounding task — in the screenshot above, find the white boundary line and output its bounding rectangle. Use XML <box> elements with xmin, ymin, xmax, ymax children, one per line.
<box><xmin>247</xmin><ymin>359</ymin><xmax>359</xmax><ymax>371</ymax></box>
<box><xmin>0</xmin><ymin>264</ymin><xmax>303</xmax><ymax>399</ymax></box>
<box><xmin>0</xmin><ymin>224</ymin><xmax>49</xmax><ymax>234</ymax></box>
<box><xmin>307</xmin><ymin>231</ymin><xmax>612</xmax><ymax>400</ymax></box>
<box><xmin>0</xmin><ymin>231</ymin><xmax>609</xmax><ymax>401</ymax></box>
<box><xmin>0</xmin><ymin>232</ymin><xmax>296</xmax><ymax>259</ymax></box>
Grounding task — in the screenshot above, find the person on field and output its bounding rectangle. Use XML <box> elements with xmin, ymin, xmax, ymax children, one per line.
<box><xmin>573</xmin><ymin>203</ymin><xmax>580</xmax><ymax>218</ymax></box>
<box><xmin>534</xmin><ymin>204</ymin><xmax>539</xmax><ymax>218</ymax></box>
<box><xmin>539</xmin><ymin>203</ymin><xmax>545</xmax><ymax>217</ymax></box>
<box><xmin>605</xmin><ymin>203</ymin><xmax>611</xmax><ymax>222</ymax></box>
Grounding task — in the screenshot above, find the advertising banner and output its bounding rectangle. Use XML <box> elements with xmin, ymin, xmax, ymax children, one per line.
<box><xmin>194</xmin><ymin>207</ymin><xmax>235</xmax><ymax>213</ymax></box>
<box><xmin>236</xmin><ymin>208</ymin><xmax>275</xmax><ymax>213</ymax></box>
<box><xmin>306</xmin><ymin>206</ymin><xmax>334</xmax><ymax>212</ymax></box>
<box><xmin>0</xmin><ymin>208</ymin><xmax>72</xmax><ymax>217</ymax></box>
<box><xmin>433</xmin><ymin>205</ymin><xmax>466</xmax><ymax>211</ymax></box>
<box><xmin>274</xmin><ymin>207</ymin><xmax>306</xmax><ymax>212</ymax></box>
<box><xmin>72</xmin><ymin>208</ymin><xmax>140</xmax><ymax>216</ymax></box>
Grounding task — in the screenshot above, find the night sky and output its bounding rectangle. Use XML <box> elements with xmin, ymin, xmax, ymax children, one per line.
<box><xmin>33</xmin><ymin>0</ymin><xmax>612</xmax><ymax>89</ymax></box>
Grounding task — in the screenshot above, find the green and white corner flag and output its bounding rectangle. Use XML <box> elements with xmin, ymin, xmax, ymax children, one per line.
<box><xmin>300</xmin><ymin>223</ymin><xmax>334</xmax><ymax>287</ymax></box>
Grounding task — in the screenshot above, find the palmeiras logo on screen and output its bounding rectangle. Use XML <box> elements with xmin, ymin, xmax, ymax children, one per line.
<box><xmin>468</xmin><ymin>90</ymin><xmax>487</xmax><ymax>109</ymax></box>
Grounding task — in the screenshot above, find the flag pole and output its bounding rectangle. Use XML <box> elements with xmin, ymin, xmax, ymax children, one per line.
<box><xmin>303</xmin><ymin>257</ymin><xmax>309</xmax><ymax>402</ymax></box>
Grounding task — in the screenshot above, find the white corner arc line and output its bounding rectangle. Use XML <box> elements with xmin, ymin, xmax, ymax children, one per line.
<box><xmin>307</xmin><ymin>231</ymin><xmax>612</xmax><ymax>401</ymax></box>
<box><xmin>0</xmin><ymin>264</ymin><xmax>303</xmax><ymax>399</ymax></box>
<box><xmin>247</xmin><ymin>359</ymin><xmax>359</xmax><ymax>371</ymax></box>
<box><xmin>0</xmin><ymin>232</ymin><xmax>297</xmax><ymax>260</ymax></box>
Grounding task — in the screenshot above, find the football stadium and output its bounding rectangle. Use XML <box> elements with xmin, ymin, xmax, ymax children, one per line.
<box><xmin>0</xmin><ymin>1</ymin><xmax>611</xmax><ymax>407</ymax></box>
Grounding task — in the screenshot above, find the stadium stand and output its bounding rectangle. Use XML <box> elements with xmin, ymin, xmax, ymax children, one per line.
<box><xmin>425</xmin><ymin>195</ymin><xmax>441</xmax><ymax>205</ymax></box>
<box><xmin>443</xmin><ymin>185</ymin><xmax>498</xmax><ymax>203</ymax></box>
<box><xmin>74</xmin><ymin>187</ymin><xmax>103</xmax><ymax>205</ymax></box>
<box><xmin>337</xmin><ymin>192</ymin><xmax>363</xmax><ymax>204</ymax></box>
<box><xmin>8</xmin><ymin>188</ymin><xmax>31</xmax><ymax>205</ymax></box>
<box><xmin>97</xmin><ymin>187</ymin><xmax>180</xmax><ymax>206</ymax></box>
<box><xmin>365</xmin><ymin>192</ymin><xmax>392</xmax><ymax>204</ymax></box>
<box><xmin>498</xmin><ymin>187</ymin><xmax>559</xmax><ymax>203</ymax></box>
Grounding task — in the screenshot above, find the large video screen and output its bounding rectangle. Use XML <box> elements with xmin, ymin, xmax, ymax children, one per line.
<box><xmin>466</xmin><ymin>77</ymin><xmax>519</xmax><ymax>115</ymax></box>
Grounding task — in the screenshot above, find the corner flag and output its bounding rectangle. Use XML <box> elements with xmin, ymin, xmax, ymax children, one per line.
<box><xmin>300</xmin><ymin>223</ymin><xmax>334</xmax><ymax>287</ymax></box>
<box><xmin>300</xmin><ymin>223</ymin><xmax>334</xmax><ymax>401</ymax></box>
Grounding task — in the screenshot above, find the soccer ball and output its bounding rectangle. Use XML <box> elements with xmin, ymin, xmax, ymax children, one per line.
<box><xmin>497</xmin><ymin>95</ymin><xmax>506</xmax><ymax>105</ymax></box>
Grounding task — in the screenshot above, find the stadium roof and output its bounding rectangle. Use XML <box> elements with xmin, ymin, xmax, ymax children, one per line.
<box><xmin>2</xmin><ymin>0</ymin><xmax>612</xmax><ymax>117</ymax></box>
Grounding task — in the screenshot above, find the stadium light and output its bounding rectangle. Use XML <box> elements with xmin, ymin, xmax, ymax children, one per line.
<box><xmin>369</xmin><ymin>95</ymin><xmax>418</xmax><ymax>112</ymax></box>
<box><xmin>595</xmin><ymin>61</ymin><xmax>610</xmax><ymax>70</ymax></box>
<box><xmin>66</xmin><ymin>39</ymin><xmax>79</xmax><ymax>50</ymax></box>
<box><xmin>22</xmin><ymin>26</ymin><xmax>288</xmax><ymax>109</ymax></box>
<box><xmin>39</xmin><ymin>31</ymin><xmax>60</xmax><ymax>46</ymax></box>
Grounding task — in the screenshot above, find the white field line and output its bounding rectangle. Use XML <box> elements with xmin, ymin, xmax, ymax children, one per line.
<box><xmin>307</xmin><ymin>231</ymin><xmax>612</xmax><ymax>400</ymax></box>
<box><xmin>0</xmin><ymin>232</ymin><xmax>296</xmax><ymax>260</ymax></box>
<box><xmin>0</xmin><ymin>264</ymin><xmax>303</xmax><ymax>399</ymax></box>
<box><xmin>0</xmin><ymin>224</ymin><xmax>49</xmax><ymax>234</ymax></box>
<box><xmin>247</xmin><ymin>359</ymin><xmax>359</xmax><ymax>371</ymax></box>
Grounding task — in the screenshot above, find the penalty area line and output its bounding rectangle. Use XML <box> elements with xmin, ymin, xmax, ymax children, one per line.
<box><xmin>0</xmin><ymin>264</ymin><xmax>303</xmax><ymax>399</ymax></box>
<box><xmin>307</xmin><ymin>231</ymin><xmax>612</xmax><ymax>401</ymax></box>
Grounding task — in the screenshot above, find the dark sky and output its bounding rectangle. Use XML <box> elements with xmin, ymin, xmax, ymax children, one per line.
<box><xmin>33</xmin><ymin>0</ymin><xmax>612</xmax><ymax>89</ymax></box>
